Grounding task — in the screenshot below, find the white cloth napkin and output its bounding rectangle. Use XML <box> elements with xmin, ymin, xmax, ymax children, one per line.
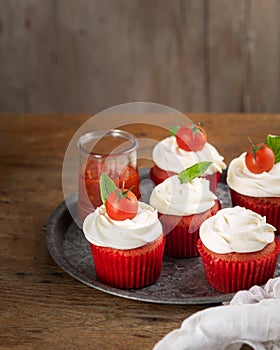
<box><xmin>154</xmin><ymin>278</ymin><xmax>280</xmax><ymax>350</ymax></box>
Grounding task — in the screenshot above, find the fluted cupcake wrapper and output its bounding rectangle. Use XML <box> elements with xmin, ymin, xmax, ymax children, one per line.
<box><xmin>230</xmin><ymin>188</ymin><xmax>280</xmax><ymax>234</ymax></box>
<box><xmin>197</xmin><ymin>238</ymin><xmax>280</xmax><ymax>294</ymax></box>
<box><xmin>160</xmin><ymin>200</ymin><xmax>221</xmax><ymax>259</ymax></box>
<box><xmin>205</xmin><ymin>172</ymin><xmax>221</xmax><ymax>194</ymax></box>
<box><xmin>150</xmin><ymin>165</ymin><xmax>221</xmax><ymax>193</ymax></box>
<box><xmin>163</xmin><ymin>222</ymin><xmax>200</xmax><ymax>258</ymax></box>
<box><xmin>89</xmin><ymin>236</ymin><xmax>165</xmax><ymax>290</ymax></box>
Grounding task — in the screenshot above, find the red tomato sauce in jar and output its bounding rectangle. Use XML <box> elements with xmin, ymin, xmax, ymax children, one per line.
<box><xmin>77</xmin><ymin>129</ymin><xmax>140</xmax><ymax>223</ymax></box>
<box><xmin>78</xmin><ymin>159</ymin><xmax>140</xmax><ymax>222</ymax></box>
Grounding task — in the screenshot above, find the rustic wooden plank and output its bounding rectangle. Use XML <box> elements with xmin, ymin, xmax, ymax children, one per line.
<box><xmin>207</xmin><ymin>0</ymin><xmax>249</xmax><ymax>112</ymax></box>
<box><xmin>200</xmin><ymin>0</ymin><xmax>280</xmax><ymax>113</ymax></box>
<box><xmin>0</xmin><ymin>0</ymin><xmax>280</xmax><ymax>111</ymax></box>
<box><xmin>2</xmin><ymin>1</ymin><xmax>280</xmax><ymax>114</ymax></box>
<box><xmin>0</xmin><ymin>0</ymin><xmax>60</xmax><ymax>113</ymax></box>
<box><xmin>249</xmin><ymin>0</ymin><xmax>280</xmax><ymax>112</ymax></box>
<box><xmin>0</xmin><ymin>1</ymin><xmax>206</xmax><ymax>114</ymax></box>
<box><xmin>55</xmin><ymin>0</ymin><xmax>206</xmax><ymax>113</ymax></box>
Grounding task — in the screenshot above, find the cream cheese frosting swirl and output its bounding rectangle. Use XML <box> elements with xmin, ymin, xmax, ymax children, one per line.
<box><xmin>152</xmin><ymin>136</ymin><xmax>226</xmax><ymax>175</ymax></box>
<box><xmin>149</xmin><ymin>176</ymin><xmax>217</xmax><ymax>216</ymax></box>
<box><xmin>227</xmin><ymin>152</ymin><xmax>280</xmax><ymax>197</ymax></box>
<box><xmin>83</xmin><ymin>202</ymin><xmax>162</xmax><ymax>249</ymax></box>
<box><xmin>199</xmin><ymin>206</ymin><xmax>276</xmax><ymax>253</ymax></box>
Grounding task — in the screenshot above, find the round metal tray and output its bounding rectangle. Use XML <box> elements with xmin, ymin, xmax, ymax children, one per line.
<box><xmin>45</xmin><ymin>169</ymin><xmax>280</xmax><ymax>305</ymax></box>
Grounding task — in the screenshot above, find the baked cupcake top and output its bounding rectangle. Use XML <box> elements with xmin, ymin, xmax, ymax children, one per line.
<box><xmin>150</xmin><ymin>162</ymin><xmax>217</xmax><ymax>216</ymax></box>
<box><xmin>152</xmin><ymin>136</ymin><xmax>226</xmax><ymax>175</ymax></box>
<box><xmin>227</xmin><ymin>152</ymin><xmax>280</xmax><ymax>197</ymax></box>
<box><xmin>83</xmin><ymin>201</ymin><xmax>162</xmax><ymax>249</ymax></box>
<box><xmin>199</xmin><ymin>206</ymin><xmax>276</xmax><ymax>254</ymax></box>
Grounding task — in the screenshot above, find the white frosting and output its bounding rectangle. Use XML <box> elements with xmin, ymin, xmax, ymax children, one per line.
<box><xmin>199</xmin><ymin>206</ymin><xmax>276</xmax><ymax>253</ymax></box>
<box><xmin>152</xmin><ymin>136</ymin><xmax>226</xmax><ymax>175</ymax></box>
<box><xmin>227</xmin><ymin>153</ymin><xmax>280</xmax><ymax>197</ymax></box>
<box><xmin>83</xmin><ymin>202</ymin><xmax>162</xmax><ymax>249</ymax></box>
<box><xmin>149</xmin><ymin>176</ymin><xmax>217</xmax><ymax>216</ymax></box>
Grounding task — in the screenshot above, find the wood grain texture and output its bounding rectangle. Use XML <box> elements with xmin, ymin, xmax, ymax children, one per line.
<box><xmin>249</xmin><ymin>0</ymin><xmax>280</xmax><ymax>112</ymax></box>
<box><xmin>207</xmin><ymin>0</ymin><xmax>249</xmax><ymax>112</ymax></box>
<box><xmin>0</xmin><ymin>113</ymin><xmax>279</xmax><ymax>349</ymax></box>
<box><xmin>0</xmin><ymin>1</ymin><xmax>280</xmax><ymax>114</ymax></box>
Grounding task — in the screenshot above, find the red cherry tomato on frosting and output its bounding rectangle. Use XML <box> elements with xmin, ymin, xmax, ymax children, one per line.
<box><xmin>106</xmin><ymin>189</ymin><xmax>138</xmax><ymax>221</ymax></box>
<box><xmin>176</xmin><ymin>123</ymin><xmax>207</xmax><ymax>152</ymax></box>
<box><xmin>245</xmin><ymin>142</ymin><xmax>275</xmax><ymax>174</ymax></box>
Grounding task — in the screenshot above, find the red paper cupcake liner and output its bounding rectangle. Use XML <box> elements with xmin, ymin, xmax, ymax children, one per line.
<box><xmin>150</xmin><ymin>164</ymin><xmax>220</xmax><ymax>193</ymax></box>
<box><xmin>89</xmin><ymin>235</ymin><xmax>165</xmax><ymax>289</ymax></box>
<box><xmin>149</xmin><ymin>165</ymin><xmax>176</xmax><ymax>186</ymax></box>
<box><xmin>205</xmin><ymin>172</ymin><xmax>221</xmax><ymax>193</ymax></box>
<box><xmin>162</xmin><ymin>219</ymin><xmax>200</xmax><ymax>258</ymax></box>
<box><xmin>160</xmin><ymin>200</ymin><xmax>221</xmax><ymax>258</ymax></box>
<box><xmin>230</xmin><ymin>188</ymin><xmax>280</xmax><ymax>234</ymax></box>
<box><xmin>197</xmin><ymin>238</ymin><xmax>280</xmax><ymax>294</ymax></box>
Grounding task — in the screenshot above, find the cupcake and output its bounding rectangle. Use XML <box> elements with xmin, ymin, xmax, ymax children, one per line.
<box><xmin>197</xmin><ymin>206</ymin><xmax>280</xmax><ymax>294</ymax></box>
<box><xmin>227</xmin><ymin>134</ymin><xmax>280</xmax><ymax>234</ymax></box>
<box><xmin>83</xmin><ymin>173</ymin><xmax>165</xmax><ymax>289</ymax></box>
<box><xmin>150</xmin><ymin>162</ymin><xmax>221</xmax><ymax>258</ymax></box>
<box><xmin>150</xmin><ymin>123</ymin><xmax>226</xmax><ymax>192</ymax></box>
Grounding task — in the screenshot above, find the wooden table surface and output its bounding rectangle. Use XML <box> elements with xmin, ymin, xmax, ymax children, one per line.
<box><xmin>1</xmin><ymin>113</ymin><xmax>279</xmax><ymax>350</ymax></box>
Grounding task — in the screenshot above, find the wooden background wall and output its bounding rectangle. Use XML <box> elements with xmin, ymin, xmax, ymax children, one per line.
<box><xmin>0</xmin><ymin>0</ymin><xmax>280</xmax><ymax>114</ymax></box>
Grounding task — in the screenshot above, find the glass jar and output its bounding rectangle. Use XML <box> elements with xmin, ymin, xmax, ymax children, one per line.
<box><xmin>77</xmin><ymin>129</ymin><xmax>140</xmax><ymax>222</ymax></box>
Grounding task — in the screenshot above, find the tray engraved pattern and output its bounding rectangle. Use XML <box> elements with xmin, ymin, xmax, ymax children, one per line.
<box><xmin>46</xmin><ymin>169</ymin><xmax>280</xmax><ymax>305</ymax></box>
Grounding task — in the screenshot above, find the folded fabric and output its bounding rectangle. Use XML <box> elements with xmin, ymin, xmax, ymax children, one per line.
<box><xmin>154</xmin><ymin>277</ymin><xmax>280</xmax><ymax>350</ymax></box>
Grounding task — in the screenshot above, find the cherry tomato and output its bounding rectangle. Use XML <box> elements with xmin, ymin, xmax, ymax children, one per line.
<box><xmin>245</xmin><ymin>142</ymin><xmax>275</xmax><ymax>174</ymax></box>
<box><xmin>176</xmin><ymin>123</ymin><xmax>207</xmax><ymax>151</ymax></box>
<box><xmin>105</xmin><ymin>189</ymin><xmax>138</xmax><ymax>221</ymax></box>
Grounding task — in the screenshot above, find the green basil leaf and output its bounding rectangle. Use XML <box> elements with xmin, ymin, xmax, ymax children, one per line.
<box><xmin>100</xmin><ymin>173</ymin><xmax>118</xmax><ymax>205</ymax></box>
<box><xmin>178</xmin><ymin>161</ymin><xmax>212</xmax><ymax>184</ymax></box>
<box><xmin>170</xmin><ymin>125</ymin><xmax>180</xmax><ymax>137</ymax></box>
<box><xmin>265</xmin><ymin>134</ymin><xmax>280</xmax><ymax>163</ymax></box>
